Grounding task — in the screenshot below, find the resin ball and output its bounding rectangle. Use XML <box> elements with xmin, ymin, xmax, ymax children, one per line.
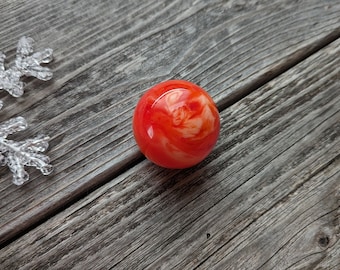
<box><xmin>133</xmin><ymin>80</ymin><xmax>220</xmax><ymax>169</ymax></box>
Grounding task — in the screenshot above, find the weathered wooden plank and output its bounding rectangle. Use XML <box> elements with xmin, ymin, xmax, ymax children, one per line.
<box><xmin>0</xmin><ymin>0</ymin><xmax>339</xmax><ymax>245</ymax></box>
<box><xmin>202</xmin><ymin>168</ymin><xmax>339</xmax><ymax>270</ymax></box>
<box><xmin>1</xmin><ymin>36</ymin><xmax>339</xmax><ymax>269</ymax></box>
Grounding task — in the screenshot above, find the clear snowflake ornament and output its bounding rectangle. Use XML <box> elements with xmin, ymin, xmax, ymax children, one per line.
<box><xmin>0</xmin><ymin>37</ymin><xmax>53</xmax><ymax>185</ymax></box>
<box><xmin>0</xmin><ymin>36</ymin><xmax>53</xmax><ymax>97</ymax></box>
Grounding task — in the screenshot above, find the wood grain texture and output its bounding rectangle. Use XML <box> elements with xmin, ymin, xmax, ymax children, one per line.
<box><xmin>1</xmin><ymin>37</ymin><xmax>339</xmax><ymax>269</ymax></box>
<box><xmin>0</xmin><ymin>0</ymin><xmax>339</xmax><ymax>245</ymax></box>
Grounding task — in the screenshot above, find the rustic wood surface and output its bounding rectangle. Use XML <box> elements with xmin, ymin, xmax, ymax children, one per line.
<box><xmin>0</xmin><ymin>0</ymin><xmax>339</xmax><ymax>269</ymax></box>
<box><xmin>1</xmin><ymin>34</ymin><xmax>339</xmax><ymax>270</ymax></box>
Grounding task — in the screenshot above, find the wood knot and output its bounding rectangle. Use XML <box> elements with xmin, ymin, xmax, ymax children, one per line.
<box><xmin>317</xmin><ymin>233</ymin><xmax>330</xmax><ymax>248</ymax></box>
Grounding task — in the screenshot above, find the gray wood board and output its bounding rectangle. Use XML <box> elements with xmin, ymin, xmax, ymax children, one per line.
<box><xmin>1</xmin><ymin>36</ymin><xmax>339</xmax><ymax>270</ymax></box>
<box><xmin>0</xmin><ymin>0</ymin><xmax>339</xmax><ymax>245</ymax></box>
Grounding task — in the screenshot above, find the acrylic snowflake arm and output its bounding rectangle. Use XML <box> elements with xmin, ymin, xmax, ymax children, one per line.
<box><xmin>0</xmin><ymin>116</ymin><xmax>27</xmax><ymax>138</ymax></box>
<box><xmin>15</xmin><ymin>36</ymin><xmax>53</xmax><ymax>81</ymax></box>
<box><xmin>16</xmin><ymin>36</ymin><xmax>35</xmax><ymax>56</ymax></box>
<box><xmin>13</xmin><ymin>134</ymin><xmax>52</xmax><ymax>173</ymax></box>
<box><xmin>16</xmin><ymin>36</ymin><xmax>53</xmax><ymax>64</ymax></box>
<box><xmin>0</xmin><ymin>37</ymin><xmax>53</xmax><ymax>97</ymax></box>
<box><xmin>6</xmin><ymin>154</ymin><xmax>30</xmax><ymax>185</ymax></box>
<box><xmin>0</xmin><ymin>135</ymin><xmax>52</xmax><ymax>185</ymax></box>
<box><xmin>0</xmin><ymin>116</ymin><xmax>52</xmax><ymax>185</ymax></box>
<box><xmin>0</xmin><ymin>52</ymin><xmax>23</xmax><ymax>96</ymax></box>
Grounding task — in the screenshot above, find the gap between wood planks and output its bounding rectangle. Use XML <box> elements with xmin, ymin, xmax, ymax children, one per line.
<box><xmin>1</xmin><ymin>27</ymin><xmax>340</xmax><ymax>249</ymax></box>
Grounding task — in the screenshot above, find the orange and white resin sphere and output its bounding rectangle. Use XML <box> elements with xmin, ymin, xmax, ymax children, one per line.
<box><xmin>133</xmin><ymin>80</ymin><xmax>220</xmax><ymax>169</ymax></box>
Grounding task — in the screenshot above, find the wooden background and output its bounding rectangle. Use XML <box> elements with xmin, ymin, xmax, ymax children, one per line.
<box><xmin>0</xmin><ymin>0</ymin><xmax>339</xmax><ymax>269</ymax></box>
